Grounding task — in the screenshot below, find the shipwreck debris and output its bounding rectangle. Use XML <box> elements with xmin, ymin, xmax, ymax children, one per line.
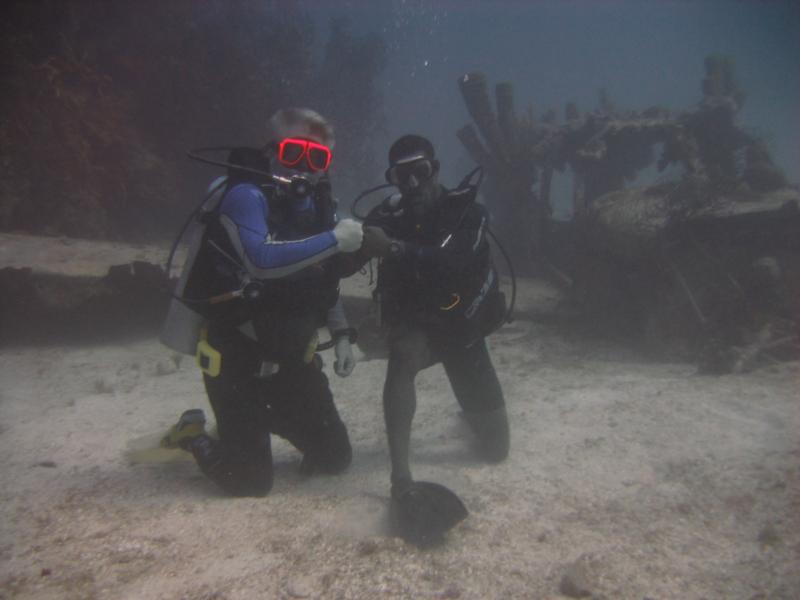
<box><xmin>456</xmin><ymin>56</ymin><xmax>799</xmax><ymax>371</ymax></box>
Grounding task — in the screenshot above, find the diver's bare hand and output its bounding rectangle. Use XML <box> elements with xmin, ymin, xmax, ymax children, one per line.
<box><xmin>362</xmin><ymin>225</ymin><xmax>393</xmax><ymax>258</ymax></box>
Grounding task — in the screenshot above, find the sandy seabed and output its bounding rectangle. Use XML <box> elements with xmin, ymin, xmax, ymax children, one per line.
<box><xmin>0</xmin><ymin>236</ymin><xmax>798</xmax><ymax>600</ymax></box>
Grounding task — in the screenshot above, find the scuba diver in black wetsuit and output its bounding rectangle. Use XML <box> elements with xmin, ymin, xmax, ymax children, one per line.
<box><xmin>360</xmin><ymin>134</ymin><xmax>510</xmax><ymax>545</ymax></box>
<box><xmin>159</xmin><ymin>108</ymin><xmax>364</xmax><ymax>497</ymax></box>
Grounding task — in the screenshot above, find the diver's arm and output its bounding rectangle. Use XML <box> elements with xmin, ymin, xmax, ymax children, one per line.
<box><xmin>327</xmin><ymin>297</ymin><xmax>356</xmax><ymax>377</ymax></box>
<box><xmin>218</xmin><ymin>183</ymin><xmax>340</xmax><ymax>279</ymax></box>
<box><xmin>326</xmin><ymin>296</ymin><xmax>349</xmax><ymax>335</ymax></box>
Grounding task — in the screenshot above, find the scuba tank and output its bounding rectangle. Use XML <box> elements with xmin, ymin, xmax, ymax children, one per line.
<box><xmin>160</xmin><ymin>175</ymin><xmax>229</xmax><ymax>354</ymax></box>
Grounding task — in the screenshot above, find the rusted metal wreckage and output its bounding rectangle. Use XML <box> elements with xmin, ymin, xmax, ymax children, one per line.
<box><xmin>456</xmin><ymin>56</ymin><xmax>799</xmax><ymax>372</ymax></box>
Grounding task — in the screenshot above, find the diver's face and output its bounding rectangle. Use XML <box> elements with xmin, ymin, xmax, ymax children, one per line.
<box><xmin>403</xmin><ymin>177</ymin><xmax>439</xmax><ymax>217</ymax></box>
<box><xmin>266</xmin><ymin>137</ymin><xmax>332</xmax><ymax>230</ymax></box>
<box><xmin>386</xmin><ymin>157</ymin><xmax>439</xmax><ymax>216</ymax></box>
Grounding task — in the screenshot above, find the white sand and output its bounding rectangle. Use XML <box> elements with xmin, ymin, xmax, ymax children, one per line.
<box><xmin>1</xmin><ymin>235</ymin><xmax>798</xmax><ymax>599</ymax></box>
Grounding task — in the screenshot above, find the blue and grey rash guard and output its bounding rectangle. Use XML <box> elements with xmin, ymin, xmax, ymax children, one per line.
<box><xmin>218</xmin><ymin>182</ymin><xmax>339</xmax><ymax>279</ymax></box>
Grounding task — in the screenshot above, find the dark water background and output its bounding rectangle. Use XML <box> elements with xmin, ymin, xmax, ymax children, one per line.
<box><xmin>310</xmin><ymin>0</ymin><xmax>799</xmax><ymax>215</ymax></box>
<box><xmin>1</xmin><ymin>1</ymin><xmax>797</xmax><ymax>238</ymax></box>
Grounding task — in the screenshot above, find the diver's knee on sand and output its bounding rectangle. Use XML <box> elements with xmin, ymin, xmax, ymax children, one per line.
<box><xmin>463</xmin><ymin>407</ymin><xmax>510</xmax><ymax>462</ymax></box>
<box><xmin>302</xmin><ymin>417</ymin><xmax>352</xmax><ymax>475</ymax></box>
<box><xmin>187</xmin><ymin>433</ymin><xmax>275</xmax><ymax>497</ymax></box>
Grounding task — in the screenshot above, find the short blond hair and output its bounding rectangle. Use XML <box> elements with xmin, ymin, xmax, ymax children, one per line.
<box><xmin>266</xmin><ymin>108</ymin><xmax>334</xmax><ymax>148</ymax></box>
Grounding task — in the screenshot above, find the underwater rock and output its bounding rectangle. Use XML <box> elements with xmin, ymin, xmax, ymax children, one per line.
<box><xmin>0</xmin><ymin>260</ymin><xmax>170</xmax><ymax>345</ymax></box>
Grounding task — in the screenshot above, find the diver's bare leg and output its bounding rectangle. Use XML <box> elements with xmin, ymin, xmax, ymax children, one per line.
<box><xmin>383</xmin><ymin>327</ymin><xmax>469</xmax><ymax>545</ymax></box>
<box><xmin>383</xmin><ymin>327</ymin><xmax>433</xmax><ymax>494</ymax></box>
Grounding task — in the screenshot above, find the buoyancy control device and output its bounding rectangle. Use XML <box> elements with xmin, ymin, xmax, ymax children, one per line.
<box><xmin>160</xmin><ymin>147</ymin><xmax>338</xmax><ymax>356</ymax></box>
<box><xmin>351</xmin><ymin>166</ymin><xmax>516</xmax><ymax>339</ymax></box>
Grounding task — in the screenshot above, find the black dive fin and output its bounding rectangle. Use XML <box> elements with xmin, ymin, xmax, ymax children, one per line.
<box><xmin>390</xmin><ymin>481</ymin><xmax>468</xmax><ymax>547</ymax></box>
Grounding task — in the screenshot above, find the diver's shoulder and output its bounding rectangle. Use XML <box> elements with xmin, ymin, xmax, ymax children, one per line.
<box><xmin>220</xmin><ymin>182</ymin><xmax>267</xmax><ymax>208</ymax></box>
<box><xmin>443</xmin><ymin>185</ymin><xmax>472</xmax><ymax>201</ymax></box>
<box><xmin>442</xmin><ymin>185</ymin><xmax>485</xmax><ymax>218</ymax></box>
<box><xmin>225</xmin><ymin>181</ymin><xmax>265</xmax><ymax>199</ymax></box>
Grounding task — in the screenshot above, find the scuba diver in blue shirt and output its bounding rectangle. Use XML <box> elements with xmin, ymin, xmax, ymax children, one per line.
<box><xmin>160</xmin><ymin>108</ymin><xmax>363</xmax><ymax>497</ymax></box>
<box><xmin>359</xmin><ymin>134</ymin><xmax>510</xmax><ymax>545</ymax></box>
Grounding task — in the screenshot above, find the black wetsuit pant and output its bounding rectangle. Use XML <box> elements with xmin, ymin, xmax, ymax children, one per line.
<box><xmin>187</xmin><ymin>330</ymin><xmax>351</xmax><ymax>497</ymax></box>
<box><xmin>383</xmin><ymin>324</ymin><xmax>507</xmax><ymax>487</ymax></box>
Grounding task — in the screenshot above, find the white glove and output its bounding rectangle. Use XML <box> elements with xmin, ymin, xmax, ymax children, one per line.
<box><xmin>332</xmin><ymin>218</ymin><xmax>363</xmax><ymax>253</ymax></box>
<box><xmin>334</xmin><ymin>337</ymin><xmax>356</xmax><ymax>377</ymax></box>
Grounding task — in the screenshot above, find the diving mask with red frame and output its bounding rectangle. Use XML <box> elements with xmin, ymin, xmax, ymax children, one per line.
<box><xmin>278</xmin><ymin>137</ymin><xmax>332</xmax><ymax>172</ymax></box>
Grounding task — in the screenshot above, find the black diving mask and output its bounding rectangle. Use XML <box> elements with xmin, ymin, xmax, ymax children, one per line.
<box><xmin>385</xmin><ymin>155</ymin><xmax>434</xmax><ymax>189</ymax></box>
